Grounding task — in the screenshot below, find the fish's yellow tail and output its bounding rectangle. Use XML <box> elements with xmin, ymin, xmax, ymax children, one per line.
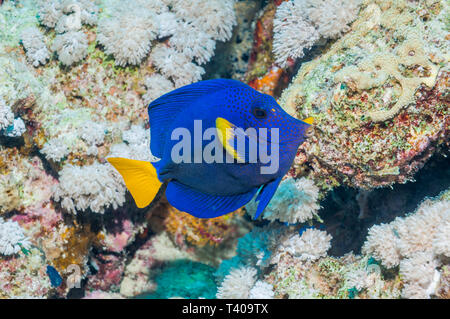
<box><xmin>107</xmin><ymin>157</ymin><xmax>162</xmax><ymax>208</ymax></box>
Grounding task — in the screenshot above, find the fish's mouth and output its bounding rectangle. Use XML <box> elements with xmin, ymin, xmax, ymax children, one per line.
<box><xmin>243</xmin><ymin>117</ymin><xmax>313</xmax><ymax>146</ymax></box>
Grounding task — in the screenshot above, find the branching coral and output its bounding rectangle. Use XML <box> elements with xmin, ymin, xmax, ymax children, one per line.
<box><xmin>246</xmin><ymin>177</ymin><xmax>320</xmax><ymax>224</ymax></box>
<box><xmin>273</xmin><ymin>0</ymin><xmax>361</xmax><ymax>66</ymax></box>
<box><xmin>4</xmin><ymin>118</ymin><xmax>26</xmax><ymax>137</ymax></box>
<box><xmin>41</xmin><ymin>115</ymin><xmax>109</xmax><ymax>162</ymax></box>
<box><xmin>168</xmin><ymin>22</ymin><xmax>216</xmax><ymax>65</ymax></box>
<box><xmin>362</xmin><ymin>194</ymin><xmax>450</xmax><ymax>298</ymax></box>
<box><xmin>53</xmin><ymin>162</ymin><xmax>126</xmax><ymax>214</ymax></box>
<box><xmin>39</xmin><ymin>0</ymin><xmax>98</xmax><ymax>31</ymax></box>
<box><xmin>108</xmin><ymin>124</ymin><xmax>155</xmax><ymax>162</ymax></box>
<box><xmin>97</xmin><ymin>0</ymin><xmax>236</xmax><ymax>68</ymax></box>
<box><xmin>0</xmin><ymin>218</ymin><xmax>31</xmax><ymax>256</ymax></box>
<box><xmin>20</xmin><ymin>27</ymin><xmax>50</xmax><ymax>67</ymax></box>
<box><xmin>301</xmin><ymin>0</ymin><xmax>361</xmax><ymax>39</ymax></box>
<box><xmin>63</xmin><ymin>0</ymin><xmax>99</xmax><ymax>26</ymax></box>
<box><xmin>273</xmin><ymin>0</ymin><xmax>319</xmax><ymax>67</ymax></box>
<box><xmin>0</xmin><ymin>96</ymin><xmax>26</xmax><ymax>138</ymax></box>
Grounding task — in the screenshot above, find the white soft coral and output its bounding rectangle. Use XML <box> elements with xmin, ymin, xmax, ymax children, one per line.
<box><xmin>20</xmin><ymin>27</ymin><xmax>50</xmax><ymax>67</ymax></box>
<box><xmin>97</xmin><ymin>3</ymin><xmax>157</xmax><ymax>67</ymax></box>
<box><xmin>273</xmin><ymin>0</ymin><xmax>361</xmax><ymax>66</ymax></box>
<box><xmin>53</xmin><ymin>162</ymin><xmax>126</xmax><ymax>214</ymax></box>
<box><xmin>52</xmin><ymin>31</ymin><xmax>88</xmax><ymax>66</ymax></box>
<box><xmin>0</xmin><ymin>218</ymin><xmax>31</xmax><ymax>256</ymax></box>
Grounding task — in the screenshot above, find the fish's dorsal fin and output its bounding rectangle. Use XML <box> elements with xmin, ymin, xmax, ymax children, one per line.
<box><xmin>254</xmin><ymin>176</ymin><xmax>283</xmax><ymax>219</ymax></box>
<box><xmin>148</xmin><ymin>79</ymin><xmax>251</xmax><ymax>158</ymax></box>
<box><xmin>165</xmin><ymin>180</ymin><xmax>258</xmax><ymax>218</ymax></box>
<box><xmin>107</xmin><ymin>157</ymin><xmax>162</xmax><ymax>208</ymax></box>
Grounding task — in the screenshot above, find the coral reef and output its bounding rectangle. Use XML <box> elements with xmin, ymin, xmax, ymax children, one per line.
<box><xmin>0</xmin><ymin>218</ymin><xmax>31</xmax><ymax>255</ymax></box>
<box><xmin>280</xmin><ymin>0</ymin><xmax>449</xmax><ymax>190</ymax></box>
<box><xmin>216</xmin><ymin>266</ymin><xmax>258</xmax><ymax>299</ymax></box>
<box><xmin>165</xmin><ymin>206</ymin><xmax>245</xmax><ymax>247</ymax></box>
<box><xmin>362</xmin><ymin>192</ymin><xmax>449</xmax><ymax>298</ymax></box>
<box><xmin>246</xmin><ymin>177</ymin><xmax>321</xmax><ymax>223</ymax></box>
<box><xmin>0</xmin><ymin>0</ymin><xmax>448</xmax><ymax>300</ymax></box>
<box><xmin>53</xmin><ymin>163</ymin><xmax>126</xmax><ymax>214</ymax></box>
<box><xmin>20</xmin><ymin>27</ymin><xmax>50</xmax><ymax>67</ymax></box>
<box><xmin>144</xmin><ymin>260</ymin><xmax>217</xmax><ymax>299</ymax></box>
<box><xmin>273</xmin><ymin>0</ymin><xmax>361</xmax><ymax>66</ymax></box>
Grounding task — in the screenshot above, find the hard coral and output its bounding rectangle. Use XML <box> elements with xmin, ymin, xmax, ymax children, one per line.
<box><xmin>165</xmin><ymin>205</ymin><xmax>243</xmax><ymax>247</ymax></box>
<box><xmin>280</xmin><ymin>0</ymin><xmax>449</xmax><ymax>189</ymax></box>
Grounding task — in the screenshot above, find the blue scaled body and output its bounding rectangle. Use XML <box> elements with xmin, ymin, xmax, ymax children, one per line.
<box><xmin>148</xmin><ymin>79</ymin><xmax>311</xmax><ymax>218</ymax></box>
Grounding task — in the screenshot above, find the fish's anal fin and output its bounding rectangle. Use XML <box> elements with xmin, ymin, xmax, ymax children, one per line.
<box><xmin>166</xmin><ymin>180</ymin><xmax>258</xmax><ymax>218</ymax></box>
<box><xmin>216</xmin><ymin>117</ymin><xmax>246</xmax><ymax>163</ymax></box>
<box><xmin>107</xmin><ymin>157</ymin><xmax>162</xmax><ymax>208</ymax></box>
<box><xmin>254</xmin><ymin>176</ymin><xmax>283</xmax><ymax>219</ymax></box>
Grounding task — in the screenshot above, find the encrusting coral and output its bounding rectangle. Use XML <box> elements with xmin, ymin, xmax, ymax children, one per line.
<box><xmin>280</xmin><ymin>0</ymin><xmax>449</xmax><ymax>190</ymax></box>
<box><xmin>216</xmin><ymin>266</ymin><xmax>258</xmax><ymax>299</ymax></box>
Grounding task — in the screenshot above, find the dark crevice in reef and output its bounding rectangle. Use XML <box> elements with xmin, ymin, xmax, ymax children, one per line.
<box><xmin>320</xmin><ymin>151</ymin><xmax>450</xmax><ymax>257</ymax></box>
<box><xmin>203</xmin><ymin>0</ymin><xmax>264</xmax><ymax>81</ymax></box>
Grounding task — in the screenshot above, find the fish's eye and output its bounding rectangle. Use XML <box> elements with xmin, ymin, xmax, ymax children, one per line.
<box><xmin>252</xmin><ymin>107</ymin><xmax>267</xmax><ymax>119</ymax></box>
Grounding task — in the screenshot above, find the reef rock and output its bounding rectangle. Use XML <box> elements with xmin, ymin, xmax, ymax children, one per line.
<box><xmin>280</xmin><ymin>0</ymin><xmax>449</xmax><ymax>189</ymax></box>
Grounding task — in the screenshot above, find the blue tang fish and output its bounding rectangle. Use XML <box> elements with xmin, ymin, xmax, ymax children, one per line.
<box><xmin>108</xmin><ymin>79</ymin><xmax>313</xmax><ymax>219</ymax></box>
<box><xmin>46</xmin><ymin>265</ymin><xmax>63</xmax><ymax>287</ymax></box>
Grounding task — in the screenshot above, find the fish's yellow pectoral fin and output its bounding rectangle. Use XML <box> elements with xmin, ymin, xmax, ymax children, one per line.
<box><xmin>302</xmin><ymin>117</ymin><xmax>314</xmax><ymax>125</ymax></box>
<box><xmin>107</xmin><ymin>157</ymin><xmax>162</xmax><ymax>208</ymax></box>
<box><xmin>216</xmin><ymin>117</ymin><xmax>246</xmax><ymax>163</ymax></box>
